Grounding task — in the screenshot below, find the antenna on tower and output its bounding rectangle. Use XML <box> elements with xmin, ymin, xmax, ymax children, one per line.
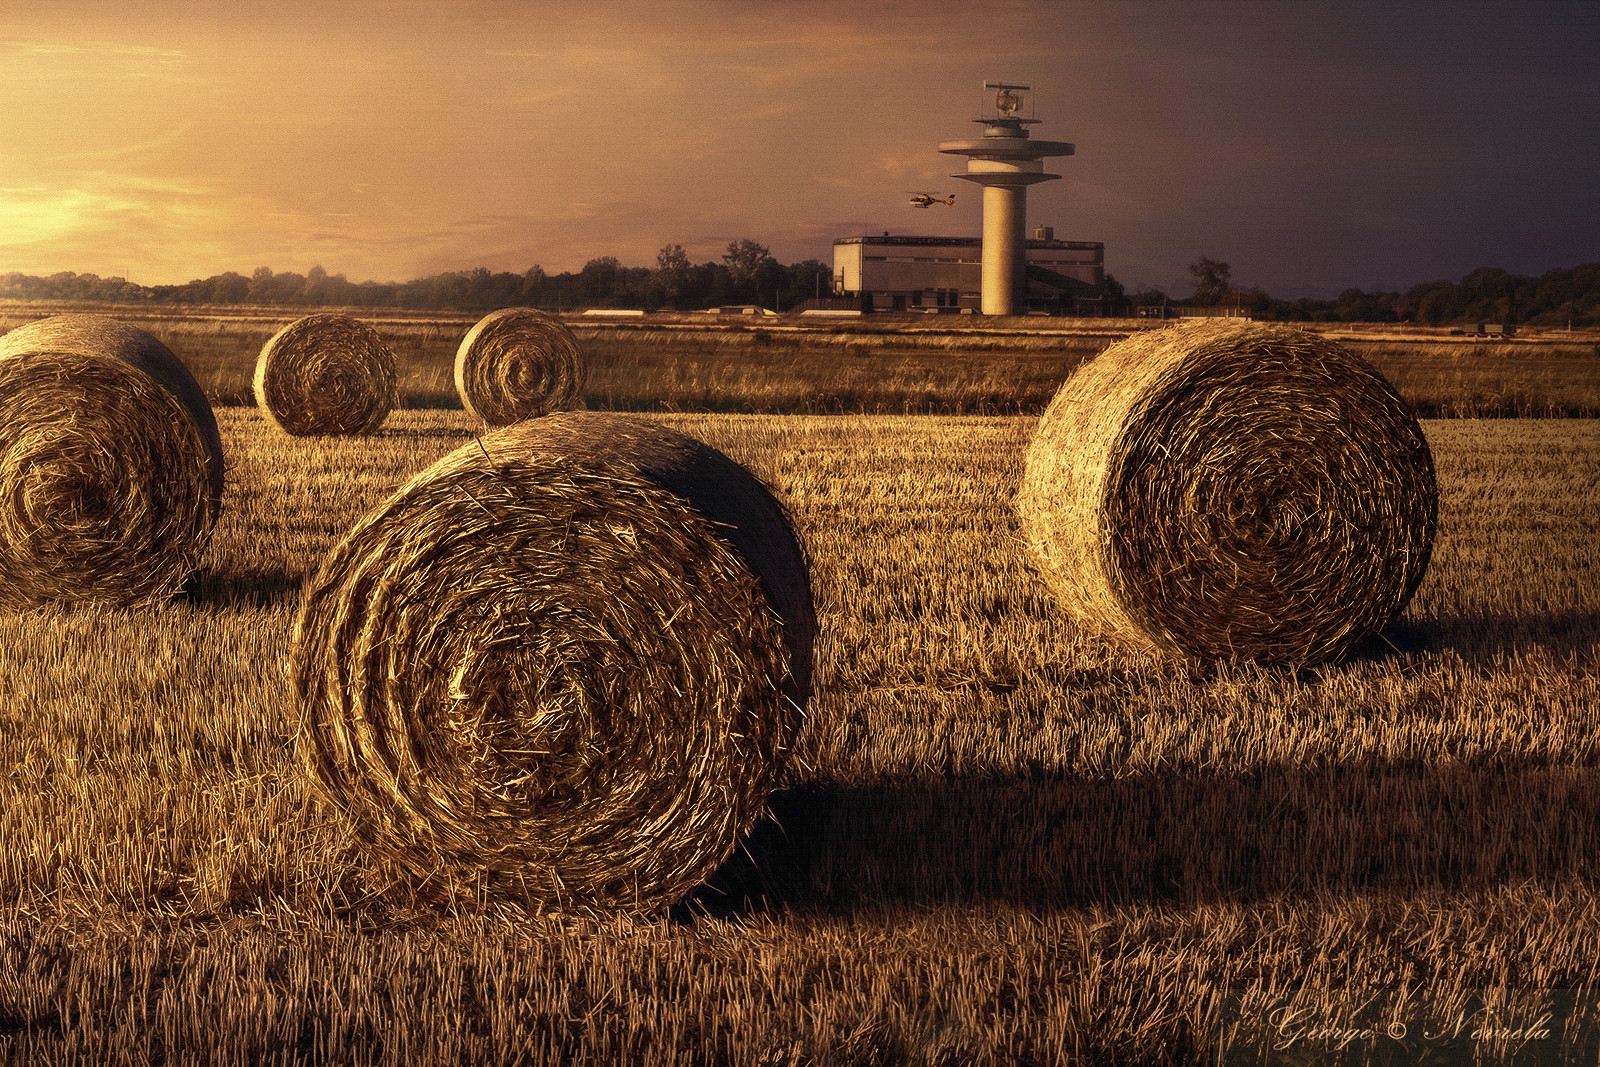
<box><xmin>979</xmin><ymin>81</ymin><xmax>1039</xmax><ymax>133</ymax></box>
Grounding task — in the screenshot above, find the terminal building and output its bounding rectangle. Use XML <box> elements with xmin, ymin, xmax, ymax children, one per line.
<box><xmin>831</xmin><ymin>226</ymin><xmax>1105</xmax><ymax>314</ymax></box>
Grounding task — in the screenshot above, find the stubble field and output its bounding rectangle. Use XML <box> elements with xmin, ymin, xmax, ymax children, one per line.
<box><xmin>0</xmin><ymin>308</ymin><xmax>1597</xmax><ymax>1063</ymax></box>
<box><xmin>4</xmin><ymin>305</ymin><xmax>1599</xmax><ymax>416</ymax></box>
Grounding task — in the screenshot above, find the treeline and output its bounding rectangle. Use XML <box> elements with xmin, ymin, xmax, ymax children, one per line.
<box><xmin>0</xmin><ymin>240</ymin><xmax>834</xmax><ymax>314</ymax></box>
<box><xmin>4</xmin><ymin>244</ymin><xmax>1598</xmax><ymax>325</ymax></box>
<box><xmin>1122</xmin><ymin>259</ymin><xmax>1600</xmax><ymax>326</ymax></box>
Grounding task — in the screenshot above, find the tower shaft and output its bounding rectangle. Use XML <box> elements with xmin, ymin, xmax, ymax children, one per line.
<box><xmin>981</xmin><ymin>183</ymin><xmax>1025</xmax><ymax>315</ymax></box>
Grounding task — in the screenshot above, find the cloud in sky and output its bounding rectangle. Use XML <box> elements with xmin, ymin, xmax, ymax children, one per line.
<box><xmin>0</xmin><ymin>0</ymin><xmax>1595</xmax><ymax>296</ymax></box>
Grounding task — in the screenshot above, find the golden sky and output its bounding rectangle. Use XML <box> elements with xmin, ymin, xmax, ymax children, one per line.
<box><xmin>2</xmin><ymin>0</ymin><xmax>1596</xmax><ymax>296</ymax></box>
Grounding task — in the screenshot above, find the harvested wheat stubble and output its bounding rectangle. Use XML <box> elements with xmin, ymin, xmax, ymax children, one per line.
<box><xmin>0</xmin><ymin>314</ymin><xmax>223</xmax><ymax>610</ymax></box>
<box><xmin>454</xmin><ymin>307</ymin><xmax>585</xmax><ymax>425</ymax></box>
<box><xmin>1016</xmin><ymin>320</ymin><xmax>1437</xmax><ymax>665</ymax></box>
<box><xmin>292</xmin><ymin>411</ymin><xmax>814</xmax><ymax>912</ymax></box>
<box><xmin>253</xmin><ymin>313</ymin><xmax>396</xmax><ymax>435</ymax></box>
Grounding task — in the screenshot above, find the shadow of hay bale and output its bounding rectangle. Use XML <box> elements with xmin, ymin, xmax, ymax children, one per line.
<box><xmin>1350</xmin><ymin>611</ymin><xmax>1600</xmax><ymax>662</ymax></box>
<box><xmin>180</xmin><ymin>568</ymin><xmax>306</xmax><ymax>609</ymax></box>
<box><xmin>692</xmin><ymin>759</ymin><xmax>1600</xmax><ymax>914</ymax></box>
<box><xmin>371</xmin><ymin>425</ymin><xmax>478</xmax><ymax>441</ymax></box>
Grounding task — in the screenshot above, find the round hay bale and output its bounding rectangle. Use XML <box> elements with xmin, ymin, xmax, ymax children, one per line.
<box><xmin>1016</xmin><ymin>321</ymin><xmax>1436</xmax><ymax>665</ymax></box>
<box><xmin>292</xmin><ymin>411</ymin><xmax>814</xmax><ymax>912</ymax></box>
<box><xmin>0</xmin><ymin>314</ymin><xmax>223</xmax><ymax>610</ymax></box>
<box><xmin>253</xmin><ymin>314</ymin><xmax>396</xmax><ymax>435</ymax></box>
<box><xmin>453</xmin><ymin>307</ymin><xmax>585</xmax><ymax>425</ymax></box>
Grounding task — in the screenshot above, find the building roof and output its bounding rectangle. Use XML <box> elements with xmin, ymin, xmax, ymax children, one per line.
<box><xmin>833</xmin><ymin>234</ymin><xmax>1103</xmax><ymax>251</ymax></box>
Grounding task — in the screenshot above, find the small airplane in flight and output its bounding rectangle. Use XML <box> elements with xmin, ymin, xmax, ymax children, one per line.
<box><xmin>908</xmin><ymin>192</ymin><xmax>956</xmax><ymax>209</ymax></box>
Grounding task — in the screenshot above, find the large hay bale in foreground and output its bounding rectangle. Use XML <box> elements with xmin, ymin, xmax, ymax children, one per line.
<box><xmin>1016</xmin><ymin>321</ymin><xmax>1436</xmax><ymax>665</ymax></box>
<box><xmin>292</xmin><ymin>411</ymin><xmax>814</xmax><ymax>912</ymax></box>
<box><xmin>0</xmin><ymin>315</ymin><xmax>224</xmax><ymax>610</ymax></box>
<box><xmin>454</xmin><ymin>307</ymin><xmax>585</xmax><ymax>425</ymax></box>
<box><xmin>253</xmin><ymin>314</ymin><xmax>396</xmax><ymax>435</ymax></box>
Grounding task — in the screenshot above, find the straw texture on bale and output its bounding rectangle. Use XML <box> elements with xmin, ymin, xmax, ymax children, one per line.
<box><xmin>253</xmin><ymin>314</ymin><xmax>396</xmax><ymax>435</ymax></box>
<box><xmin>0</xmin><ymin>315</ymin><xmax>223</xmax><ymax>610</ymax></box>
<box><xmin>292</xmin><ymin>411</ymin><xmax>814</xmax><ymax>912</ymax></box>
<box><xmin>1016</xmin><ymin>321</ymin><xmax>1436</xmax><ymax>665</ymax></box>
<box><xmin>453</xmin><ymin>307</ymin><xmax>585</xmax><ymax>425</ymax></box>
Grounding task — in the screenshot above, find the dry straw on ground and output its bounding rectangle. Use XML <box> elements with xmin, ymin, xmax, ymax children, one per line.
<box><xmin>292</xmin><ymin>411</ymin><xmax>814</xmax><ymax>912</ymax></box>
<box><xmin>1016</xmin><ymin>320</ymin><xmax>1437</xmax><ymax>665</ymax></box>
<box><xmin>253</xmin><ymin>314</ymin><xmax>397</xmax><ymax>435</ymax></box>
<box><xmin>454</xmin><ymin>307</ymin><xmax>586</xmax><ymax>425</ymax></box>
<box><xmin>0</xmin><ymin>314</ymin><xmax>223</xmax><ymax>610</ymax></box>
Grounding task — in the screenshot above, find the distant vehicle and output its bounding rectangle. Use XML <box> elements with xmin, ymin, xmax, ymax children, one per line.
<box><xmin>908</xmin><ymin>192</ymin><xmax>956</xmax><ymax>209</ymax></box>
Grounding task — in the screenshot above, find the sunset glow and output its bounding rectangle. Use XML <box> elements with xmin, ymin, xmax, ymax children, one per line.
<box><xmin>1</xmin><ymin>0</ymin><xmax>1595</xmax><ymax>296</ymax></box>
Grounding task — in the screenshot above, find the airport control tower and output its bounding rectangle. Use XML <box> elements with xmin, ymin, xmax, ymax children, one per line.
<box><xmin>940</xmin><ymin>83</ymin><xmax>1074</xmax><ymax>315</ymax></box>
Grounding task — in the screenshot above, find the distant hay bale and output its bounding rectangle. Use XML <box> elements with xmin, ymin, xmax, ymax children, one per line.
<box><xmin>292</xmin><ymin>411</ymin><xmax>814</xmax><ymax>912</ymax></box>
<box><xmin>1016</xmin><ymin>321</ymin><xmax>1437</xmax><ymax>665</ymax></box>
<box><xmin>453</xmin><ymin>307</ymin><xmax>585</xmax><ymax>425</ymax></box>
<box><xmin>0</xmin><ymin>314</ymin><xmax>223</xmax><ymax>610</ymax></box>
<box><xmin>253</xmin><ymin>314</ymin><xmax>396</xmax><ymax>435</ymax></box>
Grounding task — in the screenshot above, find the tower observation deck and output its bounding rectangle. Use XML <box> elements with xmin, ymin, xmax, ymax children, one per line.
<box><xmin>939</xmin><ymin>83</ymin><xmax>1074</xmax><ymax>315</ymax></box>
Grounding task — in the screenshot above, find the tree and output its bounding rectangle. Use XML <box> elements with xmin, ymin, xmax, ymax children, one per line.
<box><xmin>248</xmin><ymin>267</ymin><xmax>275</xmax><ymax>302</ymax></box>
<box><xmin>722</xmin><ymin>239</ymin><xmax>778</xmax><ymax>303</ymax></box>
<box><xmin>1127</xmin><ymin>286</ymin><xmax>1169</xmax><ymax>310</ymax></box>
<box><xmin>299</xmin><ymin>264</ymin><xmax>332</xmax><ymax>305</ymax></box>
<box><xmin>517</xmin><ymin>266</ymin><xmax>547</xmax><ymax>306</ymax></box>
<box><xmin>210</xmin><ymin>271</ymin><xmax>249</xmax><ymax>303</ymax></box>
<box><xmin>722</xmin><ymin>239</ymin><xmax>774</xmax><ymax>282</ymax></box>
<box><xmin>1099</xmin><ymin>273</ymin><xmax>1129</xmax><ymax>316</ymax></box>
<box><xmin>782</xmin><ymin>258</ymin><xmax>832</xmax><ymax>309</ymax></box>
<box><xmin>1187</xmin><ymin>258</ymin><xmax>1232</xmax><ymax>306</ymax></box>
<box><xmin>656</xmin><ymin>243</ymin><xmax>690</xmax><ymax>274</ymax></box>
<box><xmin>578</xmin><ymin>256</ymin><xmax>623</xmax><ymax>305</ymax></box>
<box><xmin>653</xmin><ymin>243</ymin><xmax>691</xmax><ymax>308</ymax></box>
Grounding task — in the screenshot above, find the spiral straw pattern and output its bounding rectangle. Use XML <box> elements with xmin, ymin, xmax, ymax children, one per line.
<box><xmin>454</xmin><ymin>307</ymin><xmax>585</xmax><ymax>425</ymax></box>
<box><xmin>0</xmin><ymin>315</ymin><xmax>222</xmax><ymax>610</ymax></box>
<box><xmin>253</xmin><ymin>314</ymin><xmax>397</xmax><ymax>435</ymax></box>
<box><xmin>292</xmin><ymin>412</ymin><xmax>814</xmax><ymax>912</ymax></box>
<box><xmin>1016</xmin><ymin>321</ymin><xmax>1436</xmax><ymax>665</ymax></box>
